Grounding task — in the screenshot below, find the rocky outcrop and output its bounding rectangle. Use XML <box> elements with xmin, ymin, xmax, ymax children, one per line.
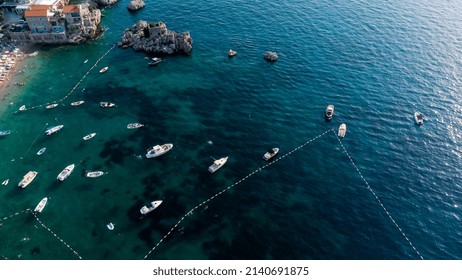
<box><xmin>127</xmin><ymin>0</ymin><xmax>145</xmax><ymax>11</ymax></box>
<box><xmin>91</xmin><ymin>0</ymin><xmax>119</xmax><ymax>6</ymax></box>
<box><xmin>118</xmin><ymin>21</ymin><xmax>193</xmax><ymax>55</ymax></box>
<box><xmin>264</xmin><ymin>51</ymin><xmax>278</xmax><ymax>62</ymax></box>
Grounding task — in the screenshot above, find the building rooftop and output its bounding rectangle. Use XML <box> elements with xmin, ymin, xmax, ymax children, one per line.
<box><xmin>62</xmin><ymin>5</ymin><xmax>80</xmax><ymax>14</ymax></box>
<box><xmin>33</xmin><ymin>0</ymin><xmax>59</xmax><ymax>6</ymax></box>
<box><xmin>24</xmin><ymin>9</ymin><xmax>49</xmax><ymax>17</ymax></box>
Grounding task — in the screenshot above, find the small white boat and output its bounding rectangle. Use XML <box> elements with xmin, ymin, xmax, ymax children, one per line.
<box><xmin>83</xmin><ymin>133</ymin><xmax>96</xmax><ymax>140</ymax></box>
<box><xmin>18</xmin><ymin>171</ymin><xmax>38</xmax><ymax>188</ymax></box>
<box><xmin>19</xmin><ymin>105</ymin><xmax>26</xmax><ymax>111</ymax></box>
<box><xmin>0</xmin><ymin>130</ymin><xmax>11</xmax><ymax>136</ymax></box>
<box><xmin>34</xmin><ymin>197</ymin><xmax>48</xmax><ymax>213</ymax></box>
<box><xmin>325</xmin><ymin>104</ymin><xmax>334</xmax><ymax>120</ymax></box>
<box><xmin>414</xmin><ymin>112</ymin><xmax>423</xmax><ymax>125</ymax></box>
<box><xmin>57</xmin><ymin>164</ymin><xmax>75</xmax><ymax>181</ymax></box>
<box><xmin>228</xmin><ymin>49</ymin><xmax>237</xmax><ymax>57</ymax></box>
<box><xmin>2</xmin><ymin>179</ymin><xmax>9</xmax><ymax>186</ymax></box>
<box><xmin>106</xmin><ymin>223</ymin><xmax>115</xmax><ymax>230</ymax></box>
<box><xmin>86</xmin><ymin>171</ymin><xmax>104</xmax><ymax>178</ymax></box>
<box><xmin>46</xmin><ymin>103</ymin><xmax>58</xmax><ymax>109</ymax></box>
<box><xmin>100</xmin><ymin>102</ymin><xmax>116</xmax><ymax>108</ymax></box>
<box><xmin>99</xmin><ymin>66</ymin><xmax>109</xmax><ymax>73</ymax></box>
<box><xmin>148</xmin><ymin>57</ymin><xmax>162</xmax><ymax>66</ymax></box>
<box><xmin>37</xmin><ymin>147</ymin><xmax>46</xmax><ymax>156</ymax></box>
<box><xmin>208</xmin><ymin>157</ymin><xmax>228</xmax><ymax>173</ymax></box>
<box><xmin>140</xmin><ymin>200</ymin><xmax>163</xmax><ymax>215</ymax></box>
<box><xmin>70</xmin><ymin>100</ymin><xmax>84</xmax><ymax>106</ymax></box>
<box><xmin>263</xmin><ymin>148</ymin><xmax>279</xmax><ymax>161</ymax></box>
<box><xmin>84</xmin><ymin>59</ymin><xmax>88</xmax><ymax>64</ymax></box>
<box><xmin>146</xmin><ymin>144</ymin><xmax>173</xmax><ymax>158</ymax></box>
<box><xmin>45</xmin><ymin>125</ymin><xmax>63</xmax><ymax>135</ymax></box>
<box><xmin>127</xmin><ymin>123</ymin><xmax>144</xmax><ymax>129</ymax></box>
<box><xmin>338</xmin><ymin>123</ymin><xmax>347</xmax><ymax>138</ymax></box>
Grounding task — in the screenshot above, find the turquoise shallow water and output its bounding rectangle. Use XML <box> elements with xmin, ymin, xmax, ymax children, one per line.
<box><xmin>1</xmin><ymin>0</ymin><xmax>462</xmax><ymax>259</ymax></box>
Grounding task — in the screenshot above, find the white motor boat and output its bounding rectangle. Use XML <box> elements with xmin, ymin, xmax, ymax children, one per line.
<box><xmin>100</xmin><ymin>102</ymin><xmax>116</xmax><ymax>108</ymax></box>
<box><xmin>208</xmin><ymin>157</ymin><xmax>228</xmax><ymax>173</ymax></box>
<box><xmin>0</xmin><ymin>130</ymin><xmax>11</xmax><ymax>136</ymax></box>
<box><xmin>338</xmin><ymin>123</ymin><xmax>347</xmax><ymax>138</ymax></box>
<box><xmin>71</xmin><ymin>100</ymin><xmax>84</xmax><ymax>106</ymax></box>
<box><xmin>86</xmin><ymin>171</ymin><xmax>104</xmax><ymax>178</ymax></box>
<box><xmin>325</xmin><ymin>104</ymin><xmax>334</xmax><ymax>120</ymax></box>
<box><xmin>414</xmin><ymin>112</ymin><xmax>423</xmax><ymax>125</ymax></box>
<box><xmin>106</xmin><ymin>223</ymin><xmax>115</xmax><ymax>230</ymax></box>
<box><xmin>146</xmin><ymin>143</ymin><xmax>173</xmax><ymax>158</ymax></box>
<box><xmin>84</xmin><ymin>59</ymin><xmax>88</xmax><ymax>64</ymax></box>
<box><xmin>37</xmin><ymin>147</ymin><xmax>46</xmax><ymax>155</ymax></box>
<box><xmin>228</xmin><ymin>49</ymin><xmax>237</xmax><ymax>57</ymax></box>
<box><xmin>45</xmin><ymin>125</ymin><xmax>63</xmax><ymax>136</ymax></box>
<box><xmin>263</xmin><ymin>148</ymin><xmax>279</xmax><ymax>161</ymax></box>
<box><xmin>99</xmin><ymin>66</ymin><xmax>109</xmax><ymax>73</ymax></box>
<box><xmin>127</xmin><ymin>123</ymin><xmax>144</xmax><ymax>129</ymax></box>
<box><xmin>18</xmin><ymin>171</ymin><xmax>38</xmax><ymax>188</ymax></box>
<box><xmin>2</xmin><ymin>179</ymin><xmax>9</xmax><ymax>186</ymax></box>
<box><xmin>148</xmin><ymin>57</ymin><xmax>162</xmax><ymax>66</ymax></box>
<box><xmin>140</xmin><ymin>200</ymin><xmax>163</xmax><ymax>215</ymax></box>
<box><xmin>34</xmin><ymin>197</ymin><xmax>48</xmax><ymax>213</ymax></box>
<box><xmin>83</xmin><ymin>133</ymin><xmax>96</xmax><ymax>140</ymax></box>
<box><xmin>46</xmin><ymin>103</ymin><xmax>58</xmax><ymax>109</ymax></box>
<box><xmin>57</xmin><ymin>164</ymin><xmax>75</xmax><ymax>181</ymax></box>
<box><xmin>19</xmin><ymin>105</ymin><xmax>26</xmax><ymax>111</ymax></box>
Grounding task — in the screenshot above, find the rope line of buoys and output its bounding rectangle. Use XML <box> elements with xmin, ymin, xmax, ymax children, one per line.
<box><xmin>143</xmin><ymin>129</ymin><xmax>333</xmax><ymax>259</ymax></box>
<box><xmin>333</xmin><ymin>130</ymin><xmax>424</xmax><ymax>260</ymax></box>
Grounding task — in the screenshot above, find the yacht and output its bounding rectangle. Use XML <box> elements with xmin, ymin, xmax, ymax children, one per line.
<box><xmin>2</xmin><ymin>179</ymin><xmax>9</xmax><ymax>186</ymax></box>
<box><xmin>338</xmin><ymin>123</ymin><xmax>347</xmax><ymax>138</ymax></box>
<box><xmin>57</xmin><ymin>164</ymin><xmax>75</xmax><ymax>181</ymax></box>
<box><xmin>228</xmin><ymin>49</ymin><xmax>237</xmax><ymax>57</ymax></box>
<box><xmin>19</xmin><ymin>105</ymin><xmax>26</xmax><ymax>111</ymax></box>
<box><xmin>34</xmin><ymin>197</ymin><xmax>48</xmax><ymax>213</ymax></box>
<box><xmin>140</xmin><ymin>200</ymin><xmax>163</xmax><ymax>215</ymax></box>
<box><xmin>70</xmin><ymin>100</ymin><xmax>84</xmax><ymax>106</ymax></box>
<box><xmin>46</xmin><ymin>103</ymin><xmax>58</xmax><ymax>109</ymax></box>
<box><xmin>45</xmin><ymin>125</ymin><xmax>63</xmax><ymax>136</ymax></box>
<box><xmin>414</xmin><ymin>112</ymin><xmax>423</xmax><ymax>125</ymax></box>
<box><xmin>0</xmin><ymin>130</ymin><xmax>11</xmax><ymax>136</ymax></box>
<box><xmin>86</xmin><ymin>171</ymin><xmax>104</xmax><ymax>178</ymax></box>
<box><xmin>127</xmin><ymin>123</ymin><xmax>144</xmax><ymax>129</ymax></box>
<box><xmin>18</xmin><ymin>171</ymin><xmax>38</xmax><ymax>188</ymax></box>
<box><xmin>36</xmin><ymin>147</ymin><xmax>46</xmax><ymax>156</ymax></box>
<box><xmin>208</xmin><ymin>157</ymin><xmax>228</xmax><ymax>173</ymax></box>
<box><xmin>99</xmin><ymin>66</ymin><xmax>109</xmax><ymax>73</ymax></box>
<box><xmin>263</xmin><ymin>148</ymin><xmax>279</xmax><ymax>161</ymax></box>
<box><xmin>146</xmin><ymin>143</ymin><xmax>173</xmax><ymax>158</ymax></box>
<box><xmin>325</xmin><ymin>104</ymin><xmax>334</xmax><ymax>120</ymax></box>
<box><xmin>83</xmin><ymin>133</ymin><xmax>96</xmax><ymax>140</ymax></box>
<box><xmin>148</xmin><ymin>57</ymin><xmax>162</xmax><ymax>66</ymax></box>
<box><xmin>100</xmin><ymin>102</ymin><xmax>116</xmax><ymax>108</ymax></box>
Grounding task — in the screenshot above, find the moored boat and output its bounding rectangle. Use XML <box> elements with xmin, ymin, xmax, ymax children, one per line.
<box><xmin>325</xmin><ymin>104</ymin><xmax>334</xmax><ymax>120</ymax></box>
<box><xmin>100</xmin><ymin>102</ymin><xmax>116</xmax><ymax>108</ymax></box>
<box><xmin>83</xmin><ymin>133</ymin><xmax>96</xmax><ymax>140</ymax></box>
<box><xmin>127</xmin><ymin>123</ymin><xmax>144</xmax><ymax>129</ymax></box>
<box><xmin>228</xmin><ymin>49</ymin><xmax>237</xmax><ymax>57</ymax></box>
<box><xmin>208</xmin><ymin>157</ymin><xmax>228</xmax><ymax>173</ymax></box>
<box><xmin>19</xmin><ymin>105</ymin><xmax>26</xmax><ymax>111</ymax></box>
<box><xmin>18</xmin><ymin>171</ymin><xmax>38</xmax><ymax>188</ymax></box>
<box><xmin>0</xmin><ymin>130</ymin><xmax>11</xmax><ymax>136</ymax></box>
<box><xmin>99</xmin><ymin>66</ymin><xmax>109</xmax><ymax>73</ymax></box>
<box><xmin>84</xmin><ymin>59</ymin><xmax>88</xmax><ymax>64</ymax></box>
<box><xmin>148</xmin><ymin>57</ymin><xmax>162</xmax><ymax>66</ymax></box>
<box><xmin>70</xmin><ymin>100</ymin><xmax>84</xmax><ymax>106</ymax></box>
<box><xmin>34</xmin><ymin>197</ymin><xmax>48</xmax><ymax>213</ymax></box>
<box><xmin>57</xmin><ymin>164</ymin><xmax>75</xmax><ymax>181</ymax></box>
<box><xmin>46</xmin><ymin>103</ymin><xmax>58</xmax><ymax>109</ymax></box>
<box><xmin>146</xmin><ymin>143</ymin><xmax>173</xmax><ymax>158</ymax></box>
<box><xmin>36</xmin><ymin>147</ymin><xmax>46</xmax><ymax>155</ymax></box>
<box><xmin>45</xmin><ymin>125</ymin><xmax>63</xmax><ymax>135</ymax></box>
<box><xmin>2</xmin><ymin>179</ymin><xmax>9</xmax><ymax>186</ymax></box>
<box><xmin>85</xmin><ymin>171</ymin><xmax>104</xmax><ymax>178</ymax></box>
<box><xmin>140</xmin><ymin>200</ymin><xmax>163</xmax><ymax>215</ymax></box>
<box><xmin>414</xmin><ymin>112</ymin><xmax>423</xmax><ymax>125</ymax></box>
<box><xmin>338</xmin><ymin>123</ymin><xmax>347</xmax><ymax>138</ymax></box>
<box><xmin>263</xmin><ymin>148</ymin><xmax>279</xmax><ymax>161</ymax></box>
<box><xmin>107</xmin><ymin>223</ymin><xmax>115</xmax><ymax>230</ymax></box>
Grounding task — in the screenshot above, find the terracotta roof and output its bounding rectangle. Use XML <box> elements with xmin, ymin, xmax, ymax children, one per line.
<box><xmin>62</xmin><ymin>5</ymin><xmax>80</xmax><ymax>14</ymax></box>
<box><xmin>24</xmin><ymin>10</ymin><xmax>49</xmax><ymax>17</ymax></box>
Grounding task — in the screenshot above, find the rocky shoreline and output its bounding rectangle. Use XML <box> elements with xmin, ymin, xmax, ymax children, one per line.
<box><xmin>118</xmin><ymin>21</ymin><xmax>192</xmax><ymax>55</ymax></box>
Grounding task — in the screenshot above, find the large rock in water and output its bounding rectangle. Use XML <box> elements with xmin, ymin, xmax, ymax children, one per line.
<box><xmin>118</xmin><ymin>21</ymin><xmax>193</xmax><ymax>55</ymax></box>
<box><xmin>264</xmin><ymin>51</ymin><xmax>278</xmax><ymax>62</ymax></box>
<box><xmin>92</xmin><ymin>0</ymin><xmax>118</xmax><ymax>6</ymax></box>
<box><xmin>127</xmin><ymin>0</ymin><xmax>145</xmax><ymax>11</ymax></box>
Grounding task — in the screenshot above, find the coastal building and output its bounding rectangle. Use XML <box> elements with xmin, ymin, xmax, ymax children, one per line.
<box><xmin>63</xmin><ymin>3</ymin><xmax>101</xmax><ymax>42</ymax></box>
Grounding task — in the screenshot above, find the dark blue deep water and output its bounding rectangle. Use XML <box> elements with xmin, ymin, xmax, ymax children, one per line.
<box><xmin>1</xmin><ymin>0</ymin><xmax>462</xmax><ymax>259</ymax></box>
